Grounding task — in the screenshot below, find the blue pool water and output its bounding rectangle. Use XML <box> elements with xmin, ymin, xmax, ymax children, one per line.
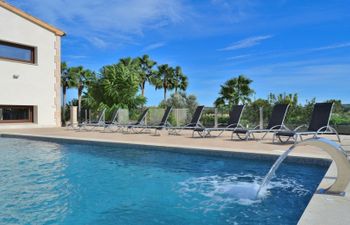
<box><xmin>0</xmin><ymin>137</ymin><xmax>329</xmax><ymax>225</ymax></box>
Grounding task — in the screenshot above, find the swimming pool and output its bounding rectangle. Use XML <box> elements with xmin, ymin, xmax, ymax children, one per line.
<box><xmin>0</xmin><ymin>137</ymin><xmax>329</xmax><ymax>225</ymax></box>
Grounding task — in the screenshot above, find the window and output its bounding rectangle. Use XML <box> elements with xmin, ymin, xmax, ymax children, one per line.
<box><xmin>0</xmin><ymin>106</ymin><xmax>33</xmax><ymax>123</ymax></box>
<box><xmin>0</xmin><ymin>40</ymin><xmax>35</xmax><ymax>64</ymax></box>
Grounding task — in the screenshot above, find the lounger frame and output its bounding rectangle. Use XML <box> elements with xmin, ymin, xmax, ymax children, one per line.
<box><xmin>79</xmin><ymin>109</ymin><xmax>106</xmax><ymax>131</ymax></box>
<box><xmin>273</xmin><ymin>103</ymin><xmax>341</xmax><ymax>143</ymax></box>
<box><xmin>194</xmin><ymin>105</ymin><xmax>246</xmax><ymax>138</ymax></box>
<box><xmin>231</xmin><ymin>104</ymin><xmax>290</xmax><ymax>141</ymax></box>
<box><xmin>126</xmin><ymin>107</ymin><xmax>173</xmax><ymax>135</ymax></box>
<box><xmin>168</xmin><ymin>106</ymin><xmax>205</xmax><ymax>136</ymax></box>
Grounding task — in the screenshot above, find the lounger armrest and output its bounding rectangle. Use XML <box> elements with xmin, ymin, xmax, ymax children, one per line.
<box><xmin>282</xmin><ymin>124</ymin><xmax>291</xmax><ymax>131</ymax></box>
<box><xmin>185</xmin><ymin>123</ymin><xmax>203</xmax><ymax>127</ymax></box>
<box><xmin>198</xmin><ymin>123</ymin><xmax>205</xmax><ymax>128</ymax></box>
<box><xmin>184</xmin><ymin>123</ymin><xmax>194</xmax><ymax>127</ymax></box>
<box><xmin>316</xmin><ymin>126</ymin><xmax>330</xmax><ymax>133</ymax></box>
<box><xmin>294</xmin><ymin>124</ymin><xmax>307</xmax><ymax>131</ymax></box>
<box><xmin>226</xmin><ymin>123</ymin><xmax>238</xmax><ymax>128</ymax></box>
<box><xmin>269</xmin><ymin>125</ymin><xmax>283</xmax><ymax>130</ymax></box>
<box><xmin>252</xmin><ymin>125</ymin><xmax>260</xmax><ymax>129</ymax></box>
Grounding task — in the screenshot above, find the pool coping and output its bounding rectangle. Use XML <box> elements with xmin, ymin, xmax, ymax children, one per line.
<box><xmin>1</xmin><ymin>132</ymin><xmax>349</xmax><ymax>225</ymax></box>
<box><xmin>0</xmin><ymin>133</ymin><xmax>331</xmax><ymax>166</ymax></box>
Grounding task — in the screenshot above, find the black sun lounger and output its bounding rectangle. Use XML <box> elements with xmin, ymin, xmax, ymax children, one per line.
<box><xmin>193</xmin><ymin>105</ymin><xmax>245</xmax><ymax>137</ymax></box>
<box><xmin>274</xmin><ymin>102</ymin><xmax>341</xmax><ymax>143</ymax></box>
<box><xmin>168</xmin><ymin>105</ymin><xmax>205</xmax><ymax>136</ymax></box>
<box><xmin>127</xmin><ymin>106</ymin><xmax>173</xmax><ymax>135</ymax></box>
<box><xmin>78</xmin><ymin>108</ymin><xmax>106</xmax><ymax>131</ymax></box>
<box><xmin>123</xmin><ymin>108</ymin><xmax>149</xmax><ymax>133</ymax></box>
<box><xmin>231</xmin><ymin>104</ymin><xmax>290</xmax><ymax>140</ymax></box>
<box><xmin>103</xmin><ymin>108</ymin><xmax>122</xmax><ymax>132</ymax></box>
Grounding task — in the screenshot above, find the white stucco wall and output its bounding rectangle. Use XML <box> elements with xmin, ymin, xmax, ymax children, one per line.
<box><xmin>0</xmin><ymin>6</ymin><xmax>60</xmax><ymax>127</ymax></box>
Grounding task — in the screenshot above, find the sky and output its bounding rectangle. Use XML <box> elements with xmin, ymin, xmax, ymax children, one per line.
<box><xmin>8</xmin><ymin>0</ymin><xmax>350</xmax><ymax>106</ymax></box>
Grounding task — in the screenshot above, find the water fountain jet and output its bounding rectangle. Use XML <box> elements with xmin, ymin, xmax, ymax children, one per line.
<box><xmin>257</xmin><ymin>137</ymin><xmax>350</xmax><ymax>198</ymax></box>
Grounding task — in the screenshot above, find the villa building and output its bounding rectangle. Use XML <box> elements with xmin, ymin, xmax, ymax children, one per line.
<box><xmin>0</xmin><ymin>1</ymin><xmax>65</xmax><ymax>128</ymax></box>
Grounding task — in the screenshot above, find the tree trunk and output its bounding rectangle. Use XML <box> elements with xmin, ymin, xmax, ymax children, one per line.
<box><xmin>163</xmin><ymin>88</ymin><xmax>167</xmax><ymax>101</ymax></box>
<box><xmin>163</xmin><ymin>82</ymin><xmax>167</xmax><ymax>101</ymax></box>
<box><xmin>141</xmin><ymin>81</ymin><xmax>145</xmax><ymax>97</ymax></box>
<box><xmin>62</xmin><ymin>87</ymin><xmax>67</xmax><ymax>126</ymax></box>
<box><xmin>78</xmin><ymin>87</ymin><xmax>82</xmax><ymax>122</ymax></box>
<box><xmin>175</xmin><ymin>87</ymin><xmax>178</xmax><ymax>94</ymax></box>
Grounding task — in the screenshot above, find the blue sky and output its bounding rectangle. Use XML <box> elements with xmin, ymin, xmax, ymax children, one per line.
<box><xmin>9</xmin><ymin>0</ymin><xmax>350</xmax><ymax>106</ymax></box>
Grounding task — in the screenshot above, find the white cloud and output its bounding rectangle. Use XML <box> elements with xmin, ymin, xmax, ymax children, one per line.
<box><xmin>87</xmin><ymin>37</ymin><xmax>108</xmax><ymax>49</ymax></box>
<box><xmin>226</xmin><ymin>54</ymin><xmax>251</xmax><ymax>60</ymax></box>
<box><xmin>310</xmin><ymin>42</ymin><xmax>350</xmax><ymax>51</ymax></box>
<box><xmin>9</xmin><ymin>0</ymin><xmax>184</xmax><ymax>46</ymax></box>
<box><xmin>210</xmin><ymin>0</ymin><xmax>257</xmax><ymax>23</ymax></box>
<box><xmin>220</xmin><ymin>41</ymin><xmax>350</xmax><ymax>66</ymax></box>
<box><xmin>218</xmin><ymin>35</ymin><xmax>273</xmax><ymax>51</ymax></box>
<box><xmin>142</xmin><ymin>42</ymin><xmax>166</xmax><ymax>52</ymax></box>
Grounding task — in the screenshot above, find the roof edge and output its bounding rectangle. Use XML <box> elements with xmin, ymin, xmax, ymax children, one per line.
<box><xmin>0</xmin><ymin>1</ymin><xmax>65</xmax><ymax>36</ymax></box>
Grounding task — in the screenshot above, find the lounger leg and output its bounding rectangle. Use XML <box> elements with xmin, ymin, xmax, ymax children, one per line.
<box><xmin>330</xmin><ymin>127</ymin><xmax>341</xmax><ymax>143</ymax></box>
<box><xmin>261</xmin><ymin>131</ymin><xmax>268</xmax><ymax>140</ymax></box>
<box><xmin>125</xmin><ymin>127</ymin><xmax>131</xmax><ymax>134</ymax></box>
<box><xmin>245</xmin><ymin>132</ymin><xmax>250</xmax><ymax>141</ymax></box>
<box><xmin>336</xmin><ymin>131</ymin><xmax>341</xmax><ymax>143</ymax></box>
<box><xmin>154</xmin><ymin>129</ymin><xmax>160</xmax><ymax>136</ymax></box>
<box><xmin>217</xmin><ymin>130</ymin><xmax>224</xmax><ymax>137</ymax></box>
<box><xmin>114</xmin><ymin>126</ymin><xmax>122</xmax><ymax>133</ymax></box>
<box><xmin>199</xmin><ymin>131</ymin><xmax>204</xmax><ymax>138</ymax></box>
<box><xmin>296</xmin><ymin>134</ymin><xmax>300</xmax><ymax>143</ymax></box>
<box><xmin>250</xmin><ymin>132</ymin><xmax>256</xmax><ymax>140</ymax></box>
<box><xmin>139</xmin><ymin>127</ymin><xmax>146</xmax><ymax>134</ymax></box>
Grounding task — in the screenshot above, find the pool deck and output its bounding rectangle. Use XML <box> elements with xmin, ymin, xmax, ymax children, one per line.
<box><xmin>0</xmin><ymin>127</ymin><xmax>349</xmax><ymax>225</ymax></box>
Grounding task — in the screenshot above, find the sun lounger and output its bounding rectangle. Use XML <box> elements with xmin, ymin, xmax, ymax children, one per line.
<box><xmin>274</xmin><ymin>102</ymin><xmax>341</xmax><ymax>143</ymax></box>
<box><xmin>79</xmin><ymin>108</ymin><xmax>106</xmax><ymax>131</ymax></box>
<box><xmin>127</xmin><ymin>106</ymin><xmax>173</xmax><ymax>135</ymax></box>
<box><xmin>231</xmin><ymin>104</ymin><xmax>290</xmax><ymax>140</ymax></box>
<box><xmin>168</xmin><ymin>105</ymin><xmax>205</xmax><ymax>136</ymax></box>
<box><xmin>193</xmin><ymin>105</ymin><xmax>245</xmax><ymax>137</ymax></box>
<box><xmin>123</xmin><ymin>108</ymin><xmax>149</xmax><ymax>133</ymax></box>
<box><xmin>103</xmin><ymin>109</ymin><xmax>122</xmax><ymax>132</ymax></box>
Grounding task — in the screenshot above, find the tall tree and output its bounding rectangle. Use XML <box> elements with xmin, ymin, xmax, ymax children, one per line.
<box><xmin>70</xmin><ymin>66</ymin><xmax>94</xmax><ymax>120</ymax></box>
<box><xmin>172</xmin><ymin>66</ymin><xmax>188</xmax><ymax>94</ymax></box>
<box><xmin>136</xmin><ymin>54</ymin><xmax>157</xmax><ymax>97</ymax></box>
<box><xmin>84</xmin><ymin>63</ymin><xmax>145</xmax><ymax>111</ymax></box>
<box><xmin>214</xmin><ymin>75</ymin><xmax>254</xmax><ymax>108</ymax></box>
<box><xmin>119</xmin><ymin>57</ymin><xmax>136</xmax><ymax>67</ymax></box>
<box><xmin>60</xmin><ymin>62</ymin><xmax>76</xmax><ymax>125</ymax></box>
<box><xmin>154</xmin><ymin>64</ymin><xmax>175</xmax><ymax>101</ymax></box>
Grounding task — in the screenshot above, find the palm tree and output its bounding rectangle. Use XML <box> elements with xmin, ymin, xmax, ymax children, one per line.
<box><xmin>214</xmin><ymin>75</ymin><xmax>254</xmax><ymax>108</ymax></box>
<box><xmin>136</xmin><ymin>54</ymin><xmax>157</xmax><ymax>97</ymax></box>
<box><xmin>119</xmin><ymin>57</ymin><xmax>137</xmax><ymax>67</ymax></box>
<box><xmin>60</xmin><ymin>62</ymin><xmax>76</xmax><ymax>125</ymax></box>
<box><xmin>172</xmin><ymin>66</ymin><xmax>188</xmax><ymax>94</ymax></box>
<box><xmin>154</xmin><ymin>64</ymin><xmax>174</xmax><ymax>101</ymax></box>
<box><xmin>70</xmin><ymin>66</ymin><xmax>94</xmax><ymax>120</ymax></box>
